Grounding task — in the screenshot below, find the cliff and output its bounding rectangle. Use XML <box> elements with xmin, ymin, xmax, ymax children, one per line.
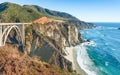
<box><xmin>24</xmin><ymin>17</ymin><xmax>83</xmax><ymax>72</ymax></box>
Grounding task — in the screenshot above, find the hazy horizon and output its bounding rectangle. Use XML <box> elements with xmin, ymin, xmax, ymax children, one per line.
<box><xmin>0</xmin><ymin>0</ymin><xmax>120</xmax><ymax>22</ymax></box>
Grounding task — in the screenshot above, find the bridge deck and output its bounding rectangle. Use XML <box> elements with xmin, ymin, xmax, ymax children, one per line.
<box><xmin>0</xmin><ymin>23</ymin><xmax>32</xmax><ymax>25</ymax></box>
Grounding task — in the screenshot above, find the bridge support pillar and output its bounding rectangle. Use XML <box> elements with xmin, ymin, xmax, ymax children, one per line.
<box><xmin>22</xmin><ymin>25</ymin><xmax>25</xmax><ymax>46</ymax></box>
<box><xmin>0</xmin><ymin>26</ymin><xmax>2</xmax><ymax>46</ymax></box>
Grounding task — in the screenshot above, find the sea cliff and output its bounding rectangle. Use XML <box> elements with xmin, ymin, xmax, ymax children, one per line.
<box><xmin>24</xmin><ymin>18</ymin><xmax>83</xmax><ymax>72</ymax></box>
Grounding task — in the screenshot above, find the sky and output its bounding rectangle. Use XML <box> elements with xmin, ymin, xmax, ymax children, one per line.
<box><xmin>0</xmin><ymin>0</ymin><xmax>120</xmax><ymax>22</ymax></box>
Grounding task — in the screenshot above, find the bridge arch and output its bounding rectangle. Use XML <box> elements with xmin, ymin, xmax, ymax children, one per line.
<box><xmin>2</xmin><ymin>25</ymin><xmax>23</xmax><ymax>46</ymax></box>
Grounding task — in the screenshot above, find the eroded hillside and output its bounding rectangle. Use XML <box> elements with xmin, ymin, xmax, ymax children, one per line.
<box><xmin>0</xmin><ymin>46</ymin><xmax>80</xmax><ymax>75</ymax></box>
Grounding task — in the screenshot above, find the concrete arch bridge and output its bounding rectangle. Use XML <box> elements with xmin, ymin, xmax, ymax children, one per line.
<box><xmin>0</xmin><ymin>23</ymin><xmax>32</xmax><ymax>46</ymax></box>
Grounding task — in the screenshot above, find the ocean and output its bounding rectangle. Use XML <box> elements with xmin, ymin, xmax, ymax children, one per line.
<box><xmin>76</xmin><ymin>23</ymin><xmax>120</xmax><ymax>75</ymax></box>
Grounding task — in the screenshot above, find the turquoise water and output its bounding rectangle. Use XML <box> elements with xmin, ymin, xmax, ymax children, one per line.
<box><xmin>78</xmin><ymin>23</ymin><xmax>120</xmax><ymax>75</ymax></box>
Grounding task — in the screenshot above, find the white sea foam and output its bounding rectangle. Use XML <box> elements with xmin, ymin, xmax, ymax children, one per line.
<box><xmin>94</xmin><ymin>26</ymin><xmax>118</xmax><ymax>31</ymax></box>
<box><xmin>105</xmin><ymin>62</ymin><xmax>109</xmax><ymax>66</ymax></box>
<box><xmin>75</xmin><ymin>42</ymin><xmax>99</xmax><ymax>75</ymax></box>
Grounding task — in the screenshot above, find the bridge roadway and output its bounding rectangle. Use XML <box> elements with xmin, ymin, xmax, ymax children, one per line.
<box><xmin>0</xmin><ymin>23</ymin><xmax>32</xmax><ymax>46</ymax></box>
<box><xmin>0</xmin><ymin>23</ymin><xmax>32</xmax><ymax>25</ymax></box>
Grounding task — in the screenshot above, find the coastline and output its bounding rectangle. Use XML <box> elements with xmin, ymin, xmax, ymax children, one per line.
<box><xmin>64</xmin><ymin>46</ymin><xmax>86</xmax><ymax>75</ymax></box>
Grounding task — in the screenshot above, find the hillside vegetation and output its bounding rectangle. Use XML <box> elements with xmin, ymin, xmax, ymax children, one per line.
<box><xmin>0</xmin><ymin>46</ymin><xmax>80</xmax><ymax>75</ymax></box>
<box><xmin>0</xmin><ymin>2</ymin><xmax>76</xmax><ymax>23</ymax></box>
<box><xmin>0</xmin><ymin>2</ymin><xmax>94</xmax><ymax>29</ymax></box>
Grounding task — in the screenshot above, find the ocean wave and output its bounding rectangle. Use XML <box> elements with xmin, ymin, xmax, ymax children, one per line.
<box><xmin>80</xmin><ymin>23</ymin><xmax>120</xmax><ymax>75</ymax></box>
<box><xmin>75</xmin><ymin>42</ymin><xmax>99</xmax><ymax>75</ymax></box>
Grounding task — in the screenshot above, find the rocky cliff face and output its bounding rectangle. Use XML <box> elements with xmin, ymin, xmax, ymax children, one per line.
<box><xmin>23</xmin><ymin>18</ymin><xmax>83</xmax><ymax>72</ymax></box>
<box><xmin>68</xmin><ymin>19</ymin><xmax>95</xmax><ymax>30</ymax></box>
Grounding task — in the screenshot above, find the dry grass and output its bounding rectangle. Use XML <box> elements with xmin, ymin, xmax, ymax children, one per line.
<box><xmin>0</xmin><ymin>46</ymin><xmax>78</xmax><ymax>75</ymax></box>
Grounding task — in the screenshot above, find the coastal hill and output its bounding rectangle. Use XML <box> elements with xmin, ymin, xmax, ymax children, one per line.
<box><xmin>0</xmin><ymin>2</ymin><xmax>93</xmax><ymax>75</ymax></box>
<box><xmin>0</xmin><ymin>2</ymin><xmax>94</xmax><ymax>29</ymax></box>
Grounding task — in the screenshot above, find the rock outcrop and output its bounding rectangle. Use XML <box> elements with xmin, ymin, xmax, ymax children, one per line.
<box><xmin>68</xmin><ymin>20</ymin><xmax>95</xmax><ymax>30</ymax></box>
<box><xmin>33</xmin><ymin>17</ymin><xmax>49</xmax><ymax>24</ymax></box>
<box><xmin>23</xmin><ymin>17</ymin><xmax>83</xmax><ymax>72</ymax></box>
